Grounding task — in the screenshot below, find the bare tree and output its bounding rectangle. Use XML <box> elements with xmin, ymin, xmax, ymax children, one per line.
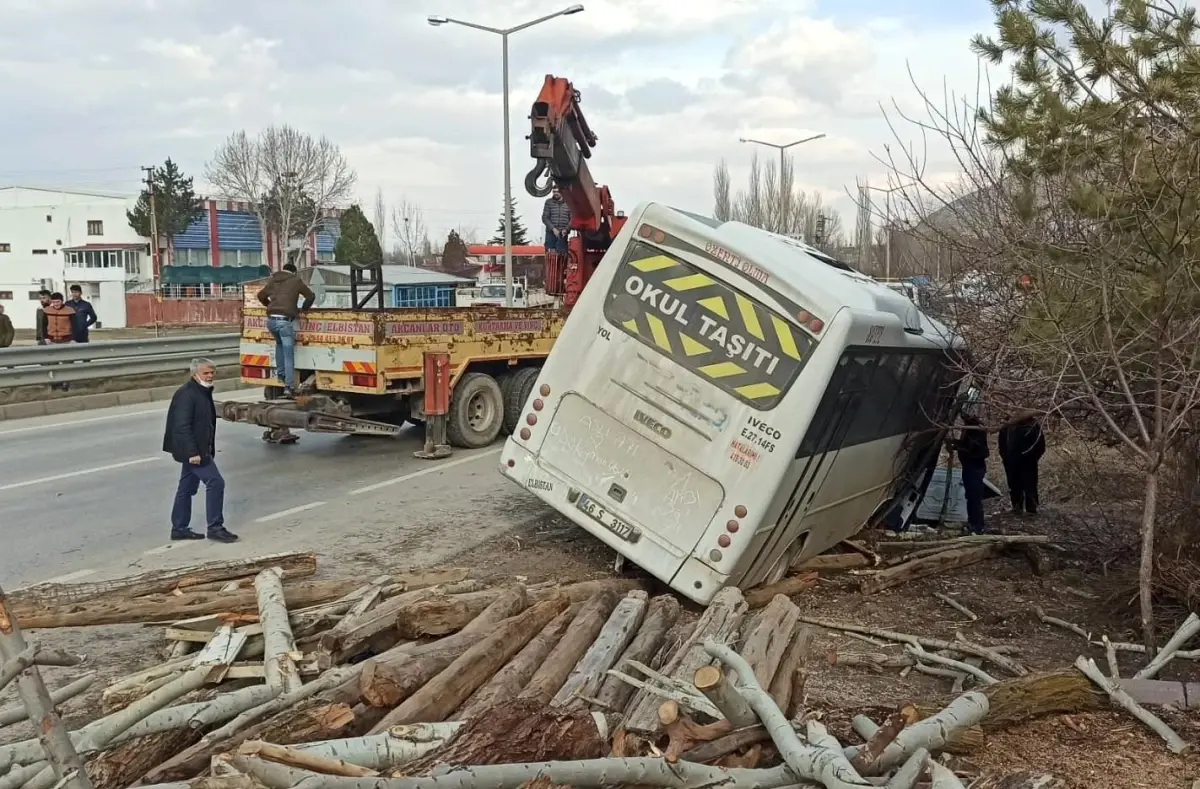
<box><xmin>205</xmin><ymin>126</ymin><xmax>356</xmax><ymax>267</ymax></box>
<box><xmin>877</xmin><ymin>0</ymin><xmax>1200</xmax><ymax>649</ymax></box>
<box><xmin>373</xmin><ymin>187</ymin><xmax>387</xmax><ymax>253</ymax></box>
<box><xmin>711</xmin><ymin>154</ymin><xmax>846</xmax><ymax>250</ymax></box>
<box><xmin>392</xmin><ymin>199</ymin><xmax>428</xmax><ymax>266</ymax></box>
<box><xmin>454</xmin><ymin>224</ymin><xmax>482</xmax><ymax>245</ymax></box>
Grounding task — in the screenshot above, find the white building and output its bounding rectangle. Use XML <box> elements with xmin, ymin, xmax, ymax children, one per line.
<box><xmin>0</xmin><ymin>186</ymin><xmax>151</xmax><ymax>330</ymax></box>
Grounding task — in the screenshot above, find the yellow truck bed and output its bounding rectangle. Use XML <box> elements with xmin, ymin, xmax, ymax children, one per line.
<box><xmin>239</xmin><ymin>305</ymin><xmax>564</xmax><ymax>396</ymax></box>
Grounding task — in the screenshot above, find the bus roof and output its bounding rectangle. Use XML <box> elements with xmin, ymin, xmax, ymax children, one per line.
<box><xmin>640</xmin><ymin>203</ymin><xmax>960</xmax><ymax>349</ymax></box>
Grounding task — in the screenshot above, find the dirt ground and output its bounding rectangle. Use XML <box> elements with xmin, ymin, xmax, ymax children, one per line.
<box><xmin>4</xmin><ymin>436</ymin><xmax>1198</xmax><ymax>786</ymax></box>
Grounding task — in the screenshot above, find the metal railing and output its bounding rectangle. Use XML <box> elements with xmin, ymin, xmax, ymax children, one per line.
<box><xmin>0</xmin><ymin>334</ymin><xmax>240</xmax><ymax>388</ymax></box>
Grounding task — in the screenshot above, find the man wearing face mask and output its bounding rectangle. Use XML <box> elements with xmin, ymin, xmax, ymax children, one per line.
<box><xmin>162</xmin><ymin>358</ymin><xmax>239</xmax><ymax>543</ymax></box>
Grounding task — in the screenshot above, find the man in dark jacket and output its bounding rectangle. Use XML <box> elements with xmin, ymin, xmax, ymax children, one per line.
<box><xmin>0</xmin><ymin>305</ymin><xmax>13</xmax><ymax>348</ymax></box>
<box><xmin>953</xmin><ymin>413</ymin><xmax>990</xmax><ymax>534</ymax></box>
<box><xmin>999</xmin><ymin>415</ymin><xmax>1046</xmax><ymax>515</ymax></box>
<box><xmin>34</xmin><ymin>290</ymin><xmax>50</xmax><ymax>345</ymax></box>
<box><xmin>162</xmin><ymin>358</ymin><xmax>238</xmax><ymax>542</ymax></box>
<box><xmin>256</xmin><ymin>262</ymin><xmax>315</xmax><ymax>398</ymax></box>
<box><xmin>65</xmin><ymin>284</ymin><xmax>98</xmax><ymax>343</ymax></box>
<box><xmin>541</xmin><ymin>187</ymin><xmax>571</xmax><ymax>255</ymax></box>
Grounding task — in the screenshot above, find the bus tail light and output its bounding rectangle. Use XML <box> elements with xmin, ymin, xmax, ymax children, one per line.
<box><xmin>532</xmin><ymin>398</ymin><xmax>544</xmax><ymax>411</ymax></box>
<box><xmin>717</xmin><ymin>534</ymin><xmax>731</xmax><ymax>548</ymax></box>
<box><xmin>726</xmin><ymin>519</ymin><xmax>740</xmax><ymax>533</ymax></box>
<box><xmin>519</xmin><ymin>428</ymin><xmax>531</xmax><ymax>440</ymax></box>
<box><xmin>734</xmin><ymin>505</ymin><xmax>748</xmax><ymax>518</ymax></box>
<box><xmin>539</xmin><ymin>384</ymin><xmax>551</xmax><ymax>396</ymax></box>
<box><xmin>795</xmin><ymin>311</ymin><xmax>824</xmax><ymax>335</ymax></box>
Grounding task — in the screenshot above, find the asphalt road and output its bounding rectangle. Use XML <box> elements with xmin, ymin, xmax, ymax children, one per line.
<box><xmin>0</xmin><ymin>391</ymin><xmax>542</xmax><ymax>588</ymax></box>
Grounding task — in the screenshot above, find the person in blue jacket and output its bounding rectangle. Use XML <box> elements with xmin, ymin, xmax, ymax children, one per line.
<box><xmin>65</xmin><ymin>284</ymin><xmax>98</xmax><ymax>343</ymax></box>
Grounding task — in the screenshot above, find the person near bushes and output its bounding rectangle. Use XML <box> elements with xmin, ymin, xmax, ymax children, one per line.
<box><xmin>951</xmin><ymin>413</ymin><xmax>990</xmax><ymax>535</ymax></box>
<box><xmin>999</xmin><ymin>414</ymin><xmax>1047</xmax><ymax>516</ymax></box>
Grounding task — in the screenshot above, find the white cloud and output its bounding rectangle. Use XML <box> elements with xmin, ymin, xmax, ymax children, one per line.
<box><xmin>0</xmin><ymin>0</ymin><xmax>1002</xmax><ymax>245</ymax></box>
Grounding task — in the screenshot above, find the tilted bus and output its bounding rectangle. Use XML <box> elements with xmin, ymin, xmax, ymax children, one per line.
<box><xmin>499</xmin><ymin>202</ymin><xmax>966</xmax><ymax>604</ymax></box>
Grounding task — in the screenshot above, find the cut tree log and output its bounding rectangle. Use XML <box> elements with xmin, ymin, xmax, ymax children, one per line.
<box><xmin>18</xmin><ymin>579</ymin><xmax>362</xmax><ymax>629</ymax></box>
<box><xmin>519</xmin><ymin>591</ymin><xmax>620</xmax><ymax>704</ymax></box>
<box><xmin>239</xmin><ymin>740</ymin><xmax>378</xmax><ymax>778</ymax></box>
<box><xmin>386</xmin><ymin>582</ymin><xmax>528</xmax><ymax>642</ymax></box>
<box><xmin>791</xmin><ymin>553</ymin><xmax>872</xmax><ymax>572</ymax></box>
<box><xmin>859</xmin><ymin>544</ymin><xmax>1003</xmax><ymax>595</ymax></box>
<box><xmin>1075</xmin><ymin>656</ymin><xmax>1189</xmax><ymax>754</ymax></box>
<box><xmin>552</xmin><ymin>590</ymin><xmax>648</xmax><ymax>707</ymax></box>
<box><xmin>8</xmin><ymin>553</ymin><xmax>319</xmax><ymax>612</ymax></box>
<box><xmin>393</xmin><ymin>579</ymin><xmax>641</xmax><ymax>640</ymax></box>
<box><xmin>592</xmin><ymin>595</ymin><xmax>680</xmax><ymax>714</ymax></box>
<box><xmin>369</xmin><ymin>598</ymin><xmax>570</xmax><ymax>731</ymax></box>
<box><xmin>799</xmin><ymin>616</ymin><xmax>1021</xmax><ymax>666</ymax></box>
<box><xmin>623</xmin><ymin>587</ymin><xmax>748</xmax><ymax>736</ymax></box>
<box><xmin>139</xmin><ymin>700</ymin><xmax>356</xmax><ymax>783</ymax></box>
<box><xmin>456</xmin><ymin>606</ymin><xmax>576</xmax><ymax>720</ymax></box>
<box><xmin>403</xmin><ymin>697</ymin><xmax>607</xmax><ymax>772</ymax></box>
<box><xmin>736</xmin><ymin>594</ymin><xmax>801</xmax><ymax>689</ymax></box>
<box><xmin>657</xmin><ymin>701</ymin><xmax>731</xmax><ymax>762</ymax></box>
<box><xmin>292</xmin><ymin>724</ymin><xmax>462</xmax><ymax>770</ymax></box>
<box><xmin>457</xmin><ymin>584</ymin><xmax>529</xmax><ymax>635</ymax></box>
<box><xmin>0</xmin><ymin>672</ymin><xmax>95</xmax><ymax>726</ymax></box>
<box><xmin>694</xmin><ymin>665</ymin><xmax>756</xmax><ymax>727</ymax></box>
<box><xmin>768</xmin><ymin>625</ymin><xmax>813</xmax><ymax>714</ymax></box>
<box><xmin>827</xmin><ymin>652</ymin><xmax>915</xmax><ymax>672</ymax></box>
<box><xmin>1132</xmin><ymin>612</ymin><xmax>1200</xmax><ymax>680</ymax></box>
<box><xmin>843</xmin><ymin>691</ymin><xmax>989</xmax><ymax>775</ymax></box>
<box><xmin>849</xmin><ymin>705</ymin><xmax>916</xmax><ymax>774</ymax></box>
<box><xmin>255</xmin><ymin>568</ymin><xmax>303</xmax><ymax>694</ymax></box>
<box><xmin>359</xmin><ymin>591</ymin><xmax>549</xmax><ymax>709</ymax></box>
<box><xmin>318</xmin><ymin>587</ymin><xmax>443</xmax><ymax>660</ymax></box>
<box><xmin>873</xmin><ymin>535</ymin><xmax>1054</xmax><ymax>553</ymax></box>
<box><xmin>87</xmin><ymin>727</ymin><xmax>201</xmax><ymax>789</ymax></box>
<box><xmin>743</xmin><ymin>572</ymin><xmax>818</xmax><ymax>608</ymax></box>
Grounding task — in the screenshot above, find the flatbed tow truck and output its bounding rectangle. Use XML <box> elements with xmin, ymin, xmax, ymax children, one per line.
<box><xmin>221</xmin><ymin>75</ymin><xmax>626</xmax><ymax>457</ymax></box>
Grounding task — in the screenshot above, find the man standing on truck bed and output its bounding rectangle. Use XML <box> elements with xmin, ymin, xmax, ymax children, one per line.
<box><xmin>256</xmin><ymin>262</ymin><xmax>315</xmax><ymax>399</ymax></box>
<box><xmin>542</xmin><ymin>187</ymin><xmax>571</xmax><ymax>257</ymax></box>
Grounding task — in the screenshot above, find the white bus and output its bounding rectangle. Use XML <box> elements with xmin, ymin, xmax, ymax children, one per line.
<box><xmin>499</xmin><ymin>203</ymin><xmax>966</xmax><ymax>604</ymax></box>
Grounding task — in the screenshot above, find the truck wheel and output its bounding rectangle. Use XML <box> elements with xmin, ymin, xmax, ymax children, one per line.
<box><xmin>496</xmin><ymin>372</ymin><xmax>516</xmax><ymax>434</ymax></box>
<box><xmin>503</xmin><ymin>367</ymin><xmax>541</xmax><ymax>435</ymax></box>
<box><xmin>447</xmin><ymin>372</ymin><xmax>505</xmax><ymax>448</ymax></box>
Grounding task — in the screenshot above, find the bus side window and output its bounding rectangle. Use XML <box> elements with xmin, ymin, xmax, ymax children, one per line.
<box><xmin>863</xmin><ymin>355</ymin><xmax>913</xmax><ymax>440</ymax></box>
<box><xmin>796</xmin><ymin>355</ymin><xmax>855</xmax><ymax>458</ymax></box>
<box><xmin>881</xmin><ymin>354</ymin><xmax>932</xmax><ymax>438</ymax></box>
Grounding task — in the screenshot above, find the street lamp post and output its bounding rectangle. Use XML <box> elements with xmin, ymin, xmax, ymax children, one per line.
<box><xmin>428</xmin><ymin>6</ymin><xmax>585</xmax><ymax>307</ymax></box>
<box><xmin>865</xmin><ymin>184</ymin><xmax>905</xmax><ymax>279</ymax></box>
<box><xmin>738</xmin><ymin>134</ymin><xmax>826</xmax><ymax>229</ymax></box>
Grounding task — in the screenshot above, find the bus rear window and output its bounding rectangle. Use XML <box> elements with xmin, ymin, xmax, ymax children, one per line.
<box><xmin>603</xmin><ymin>241</ymin><xmax>814</xmax><ymax>410</ymax></box>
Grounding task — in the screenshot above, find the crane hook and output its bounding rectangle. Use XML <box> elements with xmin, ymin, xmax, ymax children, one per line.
<box><xmin>525</xmin><ymin>159</ymin><xmax>553</xmax><ymax>198</ymax></box>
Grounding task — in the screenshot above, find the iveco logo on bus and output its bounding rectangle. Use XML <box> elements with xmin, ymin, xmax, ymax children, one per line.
<box><xmin>634</xmin><ymin>409</ymin><xmax>672</xmax><ymax>439</ymax></box>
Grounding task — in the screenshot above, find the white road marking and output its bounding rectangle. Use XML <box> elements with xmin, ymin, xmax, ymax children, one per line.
<box><xmin>41</xmin><ymin>568</ymin><xmax>97</xmax><ymax>584</ymax></box>
<box><xmin>0</xmin><ymin>409</ymin><xmax>163</xmax><ymax>436</ymax></box>
<box><xmin>254</xmin><ymin>501</ymin><xmax>327</xmax><ymax>523</ymax></box>
<box><xmin>349</xmin><ymin>449</ymin><xmax>502</xmax><ymax>495</ymax></box>
<box><xmin>0</xmin><ymin>393</ymin><xmax>263</xmax><ymax>436</ymax></box>
<box><xmin>0</xmin><ymin>456</ymin><xmax>161</xmax><ymax>492</ymax></box>
<box><xmin>143</xmin><ymin>544</ymin><xmax>176</xmax><ymax>556</ymax></box>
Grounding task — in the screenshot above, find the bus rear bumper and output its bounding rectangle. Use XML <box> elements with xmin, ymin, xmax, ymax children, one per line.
<box><xmin>500</xmin><ymin>438</ymin><xmax>728</xmax><ymax>605</ymax></box>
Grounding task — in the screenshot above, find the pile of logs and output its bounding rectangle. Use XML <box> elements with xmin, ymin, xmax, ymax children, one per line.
<box><xmin>1</xmin><ymin>547</ymin><xmax>1191</xmax><ymax>789</ymax></box>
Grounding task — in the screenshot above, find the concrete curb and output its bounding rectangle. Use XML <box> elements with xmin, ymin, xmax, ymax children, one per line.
<box><xmin>0</xmin><ymin>379</ymin><xmax>257</xmax><ymax>422</ymax></box>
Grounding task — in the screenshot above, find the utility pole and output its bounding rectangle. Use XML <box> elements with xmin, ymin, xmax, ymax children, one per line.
<box><xmin>142</xmin><ymin>165</ymin><xmax>163</xmax><ymax>337</ymax></box>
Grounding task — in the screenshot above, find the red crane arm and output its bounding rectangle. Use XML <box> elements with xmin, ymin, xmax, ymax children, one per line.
<box><xmin>524</xmin><ymin>75</ymin><xmax>614</xmax><ymax>233</ymax></box>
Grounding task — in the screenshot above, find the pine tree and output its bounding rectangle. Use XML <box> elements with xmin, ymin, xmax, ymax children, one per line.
<box><xmin>127</xmin><ymin>158</ymin><xmax>204</xmax><ymax>263</ymax></box>
<box><xmin>441</xmin><ymin>230</ymin><xmax>471</xmax><ymax>274</ymax></box>
<box><xmin>333</xmin><ymin>204</ymin><xmax>384</xmax><ymax>266</ymax></box>
<box><xmin>968</xmin><ymin>0</ymin><xmax>1200</xmax><ymax>650</ymax></box>
<box><xmin>490</xmin><ymin>198</ymin><xmax>530</xmax><ymax>245</ymax></box>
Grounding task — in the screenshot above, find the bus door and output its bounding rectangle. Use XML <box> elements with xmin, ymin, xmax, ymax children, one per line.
<box><xmin>744</xmin><ymin>354</ymin><xmax>873</xmax><ymax>584</ymax></box>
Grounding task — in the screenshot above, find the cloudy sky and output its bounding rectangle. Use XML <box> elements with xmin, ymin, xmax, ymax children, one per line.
<box><xmin>0</xmin><ymin>0</ymin><xmax>1001</xmax><ymax>246</ymax></box>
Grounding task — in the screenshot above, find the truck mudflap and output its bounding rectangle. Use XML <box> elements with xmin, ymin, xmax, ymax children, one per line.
<box><xmin>220</xmin><ymin>401</ymin><xmax>401</xmax><ymax>437</ymax></box>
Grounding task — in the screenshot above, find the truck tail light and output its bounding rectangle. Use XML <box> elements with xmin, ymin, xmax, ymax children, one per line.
<box><xmin>351</xmin><ymin>374</ymin><xmax>375</xmax><ymax>389</ymax></box>
<box><xmin>242</xmin><ymin>365</ymin><xmax>270</xmax><ymax>379</ymax></box>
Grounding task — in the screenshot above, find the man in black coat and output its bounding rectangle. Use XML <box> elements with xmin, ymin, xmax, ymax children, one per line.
<box><xmin>162</xmin><ymin>358</ymin><xmax>238</xmax><ymax>542</ymax></box>
<box><xmin>999</xmin><ymin>415</ymin><xmax>1047</xmax><ymax>515</ymax></box>
<box><xmin>952</xmin><ymin>413</ymin><xmax>990</xmax><ymax>535</ymax></box>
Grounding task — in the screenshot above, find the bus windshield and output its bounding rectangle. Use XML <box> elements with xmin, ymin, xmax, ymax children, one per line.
<box><xmin>602</xmin><ymin>241</ymin><xmax>815</xmax><ymax>410</ymax></box>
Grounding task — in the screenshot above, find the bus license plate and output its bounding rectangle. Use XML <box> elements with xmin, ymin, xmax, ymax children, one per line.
<box><xmin>576</xmin><ymin>494</ymin><xmax>641</xmax><ymax>543</ymax></box>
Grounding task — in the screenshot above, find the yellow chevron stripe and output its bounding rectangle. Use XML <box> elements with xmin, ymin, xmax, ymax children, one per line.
<box><xmin>698</xmin><ymin>296</ymin><xmax>729</xmax><ymax>319</ymax></box>
<box><xmin>679</xmin><ymin>333</ymin><xmax>708</xmax><ymax>356</ymax></box>
<box><xmin>734</xmin><ymin>382</ymin><xmax>781</xmax><ymax>400</ymax></box>
<box><xmin>662</xmin><ymin>273</ymin><xmax>713</xmax><ymax>291</ymax></box>
<box><xmin>622</xmin><ymin>319</ymin><xmax>638</xmax><ymax>333</ymax></box>
<box><xmin>645</xmin><ymin>314</ymin><xmax>671</xmax><ymax>352</ymax></box>
<box><xmin>630</xmin><ymin>255</ymin><xmax>678</xmax><ymax>273</ymax></box>
<box><xmin>698</xmin><ymin>361</ymin><xmax>746</xmax><ymax>378</ymax></box>
<box><xmin>736</xmin><ymin>295</ymin><xmax>764</xmax><ymax>340</ymax></box>
<box><xmin>772</xmin><ymin>315</ymin><xmax>801</xmax><ymax>360</ymax></box>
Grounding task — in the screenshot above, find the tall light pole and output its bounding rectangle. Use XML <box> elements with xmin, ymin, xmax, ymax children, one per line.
<box><xmin>865</xmin><ymin>183</ymin><xmax>905</xmax><ymax>279</ymax></box>
<box><xmin>738</xmin><ymin>133</ymin><xmax>826</xmax><ymax>229</ymax></box>
<box><xmin>428</xmin><ymin>6</ymin><xmax>585</xmax><ymax>307</ymax></box>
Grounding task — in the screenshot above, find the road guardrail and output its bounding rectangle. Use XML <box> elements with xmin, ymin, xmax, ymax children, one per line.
<box><xmin>0</xmin><ymin>334</ymin><xmax>241</xmax><ymax>388</ymax></box>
